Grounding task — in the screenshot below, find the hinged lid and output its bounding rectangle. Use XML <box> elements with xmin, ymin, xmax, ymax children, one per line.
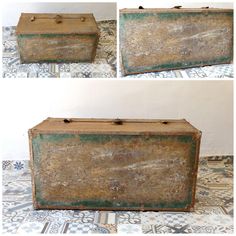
<box><xmin>16</xmin><ymin>13</ymin><xmax>99</xmax><ymax>35</ymax></box>
<box><xmin>29</xmin><ymin>118</ymin><xmax>201</xmax><ymax>135</ymax></box>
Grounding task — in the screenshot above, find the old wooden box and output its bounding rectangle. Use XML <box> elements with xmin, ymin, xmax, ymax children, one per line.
<box><xmin>29</xmin><ymin>118</ymin><xmax>201</xmax><ymax>211</ymax></box>
<box><xmin>120</xmin><ymin>8</ymin><xmax>233</xmax><ymax>75</ymax></box>
<box><xmin>16</xmin><ymin>13</ymin><xmax>100</xmax><ymax>63</ymax></box>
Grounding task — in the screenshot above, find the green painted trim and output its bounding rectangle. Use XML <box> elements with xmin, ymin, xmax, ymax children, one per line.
<box><xmin>32</xmin><ymin>133</ymin><xmax>197</xmax><ymax>209</ymax></box>
<box><xmin>123</xmin><ymin>56</ymin><xmax>232</xmax><ymax>74</ymax></box>
<box><xmin>36</xmin><ymin>196</ymin><xmax>189</xmax><ymax>209</ymax></box>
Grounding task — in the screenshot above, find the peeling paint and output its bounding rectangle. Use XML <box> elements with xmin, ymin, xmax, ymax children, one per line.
<box><xmin>120</xmin><ymin>10</ymin><xmax>233</xmax><ymax>75</ymax></box>
<box><xmin>31</xmin><ymin>133</ymin><xmax>199</xmax><ymax>210</ymax></box>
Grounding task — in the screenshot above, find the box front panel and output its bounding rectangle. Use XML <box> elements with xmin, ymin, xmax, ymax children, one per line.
<box><xmin>120</xmin><ymin>11</ymin><xmax>233</xmax><ymax>75</ymax></box>
<box><xmin>18</xmin><ymin>34</ymin><xmax>97</xmax><ymax>63</ymax></box>
<box><xmin>32</xmin><ymin>133</ymin><xmax>198</xmax><ymax>210</ymax></box>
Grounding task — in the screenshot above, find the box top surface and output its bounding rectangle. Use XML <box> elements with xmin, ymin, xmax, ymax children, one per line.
<box><xmin>16</xmin><ymin>13</ymin><xmax>99</xmax><ymax>35</ymax></box>
<box><xmin>30</xmin><ymin>118</ymin><xmax>201</xmax><ymax>135</ymax></box>
<box><xmin>120</xmin><ymin>8</ymin><xmax>233</xmax><ymax>14</ymax></box>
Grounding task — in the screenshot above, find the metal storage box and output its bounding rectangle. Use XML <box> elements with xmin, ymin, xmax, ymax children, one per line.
<box><xmin>29</xmin><ymin>118</ymin><xmax>201</xmax><ymax>211</ymax></box>
<box><xmin>16</xmin><ymin>13</ymin><xmax>100</xmax><ymax>63</ymax></box>
<box><xmin>120</xmin><ymin>8</ymin><xmax>233</xmax><ymax>75</ymax></box>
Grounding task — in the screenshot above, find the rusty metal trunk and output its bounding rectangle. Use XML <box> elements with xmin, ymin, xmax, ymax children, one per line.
<box><xmin>16</xmin><ymin>13</ymin><xmax>100</xmax><ymax>63</ymax></box>
<box><xmin>29</xmin><ymin>118</ymin><xmax>201</xmax><ymax>211</ymax></box>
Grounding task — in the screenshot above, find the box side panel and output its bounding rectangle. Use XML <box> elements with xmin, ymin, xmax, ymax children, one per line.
<box><xmin>189</xmin><ymin>132</ymin><xmax>202</xmax><ymax>210</ymax></box>
<box><xmin>16</xmin><ymin>13</ymin><xmax>99</xmax><ymax>35</ymax></box>
<box><xmin>32</xmin><ymin>133</ymin><xmax>199</xmax><ymax>211</ymax></box>
<box><xmin>28</xmin><ymin>130</ymin><xmax>37</xmax><ymax>208</ymax></box>
<box><xmin>17</xmin><ymin>34</ymin><xmax>98</xmax><ymax>63</ymax></box>
<box><xmin>120</xmin><ymin>11</ymin><xmax>233</xmax><ymax>75</ymax></box>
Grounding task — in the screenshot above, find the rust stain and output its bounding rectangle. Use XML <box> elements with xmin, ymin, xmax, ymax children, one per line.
<box><xmin>32</xmin><ymin>134</ymin><xmax>198</xmax><ymax>210</ymax></box>
<box><xmin>18</xmin><ymin>34</ymin><xmax>98</xmax><ymax>63</ymax></box>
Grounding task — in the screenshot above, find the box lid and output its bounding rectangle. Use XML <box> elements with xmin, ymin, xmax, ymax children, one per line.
<box><xmin>120</xmin><ymin>8</ymin><xmax>233</xmax><ymax>14</ymax></box>
<box><xmin>16</xmin><ymin>13</ymin><xmax>99</xmax><ymax>35</ymax></box>
<box><xmin>29</xmin><ymin>118</ymin><xmax>201</xmax><ymax>136</ymax></box>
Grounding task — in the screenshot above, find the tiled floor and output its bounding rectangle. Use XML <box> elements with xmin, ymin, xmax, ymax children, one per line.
<box><xmin>2</xmin><ymin>21</ymin><xmax>117</xmax><ymax>78</ymax></box>
<box><xmin>2</xmin><ymin>156</ymin><xmax>233</xmax><ymax>234</ymax></box>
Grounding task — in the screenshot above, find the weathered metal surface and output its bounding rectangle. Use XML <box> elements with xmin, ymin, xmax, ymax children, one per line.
<box><xmin>120</xmin><ymin>8</ymin><xmax>233</xmax><ymax>75</ymax></box>
<box><xmin>16</xmin><ymin>13</ymin><xmax>99</xmax><ymax>63</ymax></box>
<box><xmin>29</xmin><ymin>118</ymin><xmax>201</xmax><ymax>211</ymax></box>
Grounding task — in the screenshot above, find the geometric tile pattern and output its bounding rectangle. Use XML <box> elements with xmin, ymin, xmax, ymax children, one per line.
<box><xmin>2</xmin><ymin>156</ymin><xmax>233</xmax><ymax>234</ymax></box>
<box><xmin>120</xmin><ymin>63</ymin><xmax>233</xmax><ymax>79</ymax></box>
<box><xmin>2</xmin><ymin>20</ymin><xmax>116</xmax><ymax>78</ymax></box>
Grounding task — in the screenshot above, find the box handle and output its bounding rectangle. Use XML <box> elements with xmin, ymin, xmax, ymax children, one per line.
<box><xmin>162</xmin><ymin>121</ymin><xmax>169</xmax><ymax>125</ymax></box>
<box><xmin>112</xmin><ymin>119</ymin><xmax>123</xmax><ymax>125</ymax></box>
<box><xmin>63</xmin><ymin>119</ymin><xmax>72</xmax><ymax>123</ymax></box>
<box><xmin>173</xmin><ymin>6</ymin><xmax>182</xmax><ymax>9</ymax></box>
<box><xmin>55</xmin><ymin>15</ymin><xmax>63</xmax><ymax>24</ymax></box>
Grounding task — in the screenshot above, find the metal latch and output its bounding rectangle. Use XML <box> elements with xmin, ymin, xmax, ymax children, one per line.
<box><xmin>112</xmin><ymin>119</ymin><xmax>123</xmax><ymax>125</ymax></box>
<box><xmin>63</xmin><ymin>119</ymin><xmax>72</xmax><ymax>123</ymax></box>
<box><xmin>173</xmin><ymin>6</ymin><xmax>182</xmax><ymax>9</ymax></box>
<box><xmin>55</xmin><ymin>15</ymin><xmax>63</xmax><ymax>24</ymax></box>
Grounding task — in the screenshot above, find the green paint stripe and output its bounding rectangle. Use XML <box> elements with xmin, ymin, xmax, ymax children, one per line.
<box><xmin>123</xmin><ymin>56</ymin><xmax>232</xmax><ymax>74</ymax></box>
<box><xmin>36</xmin><ymin>197</ymin><xmax>189</xmax><ymax>209</ymax></box>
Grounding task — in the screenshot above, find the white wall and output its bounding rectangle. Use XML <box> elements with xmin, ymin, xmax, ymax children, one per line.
<box><xmin>0</xmin><ymin>80</ymin><xmax>233</xmax><ymax>160</ymax></box>
<box><xmin>2</xmin><ymin>2</ymin><xmax>117</xmax><ymax>26</ymax></box>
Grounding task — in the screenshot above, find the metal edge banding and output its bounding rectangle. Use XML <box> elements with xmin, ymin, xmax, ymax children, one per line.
<box><xmin>120</xmin><ymin>11</ymin><xmax>233</xmax><ymax>75</ymax></box>
<box><xmin>189</xmin><ymin>132</ymin><xmax>202</xmax><ymax>210</ymax></box>
<box><xmin>28</xmin><ymin>129</ymin><xmax>37</xmax><ymax>209</ymax></box>
<box><xmin>119</xmin><ymin>8</ymin><xmax>233</xmax><ymax>14</ymax></box>
<box><xmin>91</xmin><ymin>33</ymin><xmax>100</xmax><ymax>62</ymax></box>
<box><xmin>123</xmin><ymin>58</ymin><xmax>232</xmax><ymax>75</ymax></box>
<box><xmin>32</xmin><ymin>133</ymin><xmax>197</xmax><ymax>211</ymax></box>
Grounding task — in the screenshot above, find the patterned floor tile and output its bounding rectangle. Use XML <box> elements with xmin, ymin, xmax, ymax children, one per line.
<box><xmin>117</xmin><ymin>224</ymin><xmax>142</xmax><ymax>234</ymax></box>
<box><xmin>2</xmin><ymin>221</ymin><xmax>21</xmax><ymax>234</ymax></box>
<box><xmin>71</xmin><ymin>210</ymin><xmax>96</xmax><ymax>223</ymax></box>
<box><xmin>40</xmin><ymin>221</ymin><xmax>67</xmax><ymax>234</ymax></box>
<box><xmin>23</xmin><ymin>210</ymin><xmax>75</xmax><ymax>223</ymax></box>
<box><xmin>65</xmin><ymin>223</ymin><xmax>96</xmax><ymax>234</ymax></box>
<box><xmin>162</xmin><ymin>212</ymin><xmax>190</xmax><ymax>227</ymax></box>
<box><xmin>187</xmin><ymin>225</ymin><xmax>233</xmax><ymax>234</ymax></box>
<box><xmin>141</xmin><ymin>212</ymin><xmax>165</xmax><ymax>225</ymax></box>
<box><xmin>17</xmin><ymin>221</ymin><xmax>45</xmax><ymax>233</ymax></box>
<box><xmin>117</xmin><ymin>211</ymin><xmax>141</xmax><ymax>224</ymax></box>
<box><xmin>142</xmin><ymin>224</ymin><xmax>170</xmax><ymax>234</ymax></box>
<box><xmin>91</xmin><ymin>224</ymin><xmax>117</xmax><ymax>234</ymax></box>
<box><xmin>94</xmin><ymin>211</ymin><xmax>117</xmax><ymax>224</ymax></box>
<box><xmin>2</xmin><ymin>21</ymin><xmax>116</xmax><ymax>78</ymax></box>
